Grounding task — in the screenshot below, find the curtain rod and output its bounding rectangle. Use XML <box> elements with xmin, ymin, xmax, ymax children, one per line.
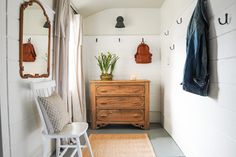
<box><xmin>70</xmin><ymin>5</ymin><xmax>78</xmax><ymax>14</ymax></box>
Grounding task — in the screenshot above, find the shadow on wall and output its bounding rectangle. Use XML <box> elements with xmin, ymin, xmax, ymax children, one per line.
<box><xmin>207</xmin><ymin>0</ymin><xmax>219</xmax><ymax>100</ymax></box>
<box><xmin>26</xmin><ymin>82</ymin><xmax>56</xmax><ymax>155</ymax></box>
<box><xmin>159</xmin><ymin>47</ymin><xmax>165</xmax><ymax>125</ymax></box>
<box><xmin>0</xmin><ymin>112</ymin><xmax>3</xmax><ymax>157</ymax></box>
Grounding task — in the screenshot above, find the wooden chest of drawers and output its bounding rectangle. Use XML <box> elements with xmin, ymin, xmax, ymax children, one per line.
<box><xmin>90</xmin><ymin>80</ymin><xmax>150</xmax><ymax>129</ymax></box>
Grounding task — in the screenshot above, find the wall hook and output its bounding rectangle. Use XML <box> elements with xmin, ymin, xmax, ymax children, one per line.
<box><xmin>176</xmin><ymin>17</ymin><xmax>183</xmax><ymax>24</ymax></box>
<box><xmin>170</xmin><ymin>44</ymin><xmax>175</xmax><ymax>51</ymax></box>
<box><xmin>218</xmin><ymin>13</ymin><xmax>230</xmax><ymax>25</ymax></box>
<box><xmin>96</xmin><ymin>38</ymin><xmax>98</xmax><ymax>43</ymax></box>
<box><xmin>164</xmin><ymin>30</ymin><xmax>169</xmax><ymax>36</ymax></box>
<box><xmin>118</xmin><ymin>38</ymin><xmax>121</xmax><ymax>42</ymax></box>
<box><xmin>28</xmin><ymin>37</ymin><xmax>31</xmax><ymax>43</ymax></box>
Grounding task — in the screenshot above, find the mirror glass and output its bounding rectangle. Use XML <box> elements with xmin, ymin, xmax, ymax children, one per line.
<box><xmin>20</xmin><ymin>0</ymin><xmax>51</xmax><ymax>78</ymax></box>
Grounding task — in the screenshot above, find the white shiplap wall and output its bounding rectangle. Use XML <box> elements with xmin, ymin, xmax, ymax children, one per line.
<box><xmin>1</xmin><ymin>0</ymin><xmax>55</xmax><ymax>156</ymax></box>
<box><xmin>84</xmin><ymin>8</ymin><xmax>161</xmax><ymax>35</ymax></box>
<box><xmin>83</xmin><ymin>8</ymin><xmax>162</xmax><ymax>123</ymax></box>
<box><xmin>83</xmin><ymin>35</ymin><xmax>161</xmax><ymax>122</ymax></box>
<box><xmin>0</xmin><ymin>0</ymin><xmax>11</xmax><ymax>156</ymax></box>
<box><xmin>160</xmin><ymin>0</ymin><xmax>236</xmax><ymax>157</ymax></box>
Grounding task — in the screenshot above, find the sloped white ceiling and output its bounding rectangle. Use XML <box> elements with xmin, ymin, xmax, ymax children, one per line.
<box><xmin>71</xmin><ymin>0</ymin><xmax>165</xmax><ymax>17</ymax></box>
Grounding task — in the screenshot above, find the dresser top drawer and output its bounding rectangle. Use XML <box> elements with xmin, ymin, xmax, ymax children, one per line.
<box><xmin>96</xmin><ymin>85</ymin><xmax>145</xmax><ymax>96</ymax></box>
<box><xmin>90</xmin><ymin>80</ymin><xmax>150</xmax><ymax>84</ymax></box>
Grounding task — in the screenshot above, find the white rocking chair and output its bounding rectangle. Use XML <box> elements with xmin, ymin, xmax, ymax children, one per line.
<box><xmin>31</xmin><ymin>80</ymin><xmax>93</xmax><ymax>157</ymax></box>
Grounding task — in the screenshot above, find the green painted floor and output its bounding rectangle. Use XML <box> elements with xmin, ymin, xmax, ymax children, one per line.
<box><xmin>52</xmin><ymin>124</ymin><xmax>185</xmax><ymax>157</ymax></box>
<box><xmin>89</xmin><ymin>124</ymin><xmax>185</xmax><ymax>157</ymax></box>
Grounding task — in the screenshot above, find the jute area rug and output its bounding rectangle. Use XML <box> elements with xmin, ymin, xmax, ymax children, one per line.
<box><xmin>83</xmin><ymin>133</ymin><xmax>156</xmax><ymax>157</ymax></box>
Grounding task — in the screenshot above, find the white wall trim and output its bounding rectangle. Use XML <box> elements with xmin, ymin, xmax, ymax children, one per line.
<box><xmin>0</xmin><ymin>0</ymin><xmax>11</xmax><ymax>156</ymax></box>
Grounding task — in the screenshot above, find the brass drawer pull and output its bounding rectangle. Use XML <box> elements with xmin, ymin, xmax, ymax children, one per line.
<box><xmin>133</xmin><ymin>114</ymin><xmax>141</xmax><ymax>118</ymax></box>
<box><xmin>100</xmin><ymin>90</ymin><xmax>108</xmax><ymax>93</ymax></box>
<box><xmin>100</xmin><ymin>103</ymin><xmax>107</xmax><ymax>105</ymax></box>
<box><xmin>100</xmin><ymin>114</ymin><xmax>108</xmax><ymax>117</ymax></box>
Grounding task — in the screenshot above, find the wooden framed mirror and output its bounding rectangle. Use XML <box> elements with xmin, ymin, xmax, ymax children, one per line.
<box><xmin>19</xmin><ymin>0</ymin><xmax>51</xmax><ymax>78</ymax></box>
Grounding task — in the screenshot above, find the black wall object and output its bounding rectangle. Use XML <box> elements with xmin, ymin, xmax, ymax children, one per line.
<box><xmin>115</xmin><ymin>16</ymin><xmax>125</xmax><ymax>28</ymax></box>
<box><xmin>43</xmin><ymin>21</ymin><xmax>50</xmax><ymax>28</ymax></box>
<box><xmin>218</xmin><ymin>13</ymin><xmax>229</xmax><ymax>25</ymax></box>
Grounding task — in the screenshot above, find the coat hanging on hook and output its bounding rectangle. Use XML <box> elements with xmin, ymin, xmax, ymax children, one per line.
<box><xmin>182</xmin><ymin>0</ymin><xmax>209</xmax><ymax>96</ymax></box>
<box><xmin>134</xmin><ymin>38</ymin><xmax>152</xmax><ymax>64</ymax></box>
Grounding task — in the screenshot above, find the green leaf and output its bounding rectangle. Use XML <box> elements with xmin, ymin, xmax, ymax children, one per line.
<box><xmin>95</xmin><ymin>52</ymin><xmax>119</xmax><ymax>75</ymax></box>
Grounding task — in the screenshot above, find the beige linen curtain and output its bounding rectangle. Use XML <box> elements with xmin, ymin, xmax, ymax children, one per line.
<box><xmin>68</xmin><ymin>10</ymin><xmax>87</xmax><ymax>122</ymax></box>
<box><xmin>53</xmin><ymin>0</ymin><xmax>70</xmax><ymax>111</ymax></box>
<box><xmin>53</xmin><ymin>0</ymin><xmax>86</xmax><ymax>122</ymax></box>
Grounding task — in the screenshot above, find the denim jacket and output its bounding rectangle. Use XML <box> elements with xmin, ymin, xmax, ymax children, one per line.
<box><xmin>182</xmin><ymin>0</ymin><xmax>209</xmax><ymax>96</ymax></box>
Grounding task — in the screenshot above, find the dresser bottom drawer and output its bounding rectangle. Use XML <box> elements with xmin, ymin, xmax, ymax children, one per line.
<box><xmin>97</xmin><ymin>110</ymin><xmax>144</xmax><ymax>122</ymax></box>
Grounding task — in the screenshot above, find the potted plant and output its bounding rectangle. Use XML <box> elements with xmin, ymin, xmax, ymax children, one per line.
<box><xmin>95</xmin><ymin>52</ymin><xmax>119</xmax><ymax>81</ymax></box>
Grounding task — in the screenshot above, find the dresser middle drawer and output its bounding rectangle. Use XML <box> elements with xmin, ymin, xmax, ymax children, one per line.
<box><xmin>96</xmin><ymin>97</ymin><xmax>144</xmax><ymax>109</ymax></box>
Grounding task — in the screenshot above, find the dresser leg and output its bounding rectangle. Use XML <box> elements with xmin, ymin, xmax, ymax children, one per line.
<box><xmin>91</xmin><ymin>122</ymin><xmax>96</xmax><ymax>130</ymax></box>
